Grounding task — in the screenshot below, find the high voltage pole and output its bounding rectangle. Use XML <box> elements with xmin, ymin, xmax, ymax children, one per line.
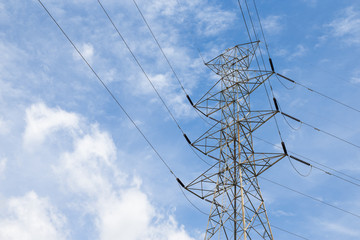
<box><xmin>183</xmin><ymin>41</ymin><xmax>286</xmax><ymax>239</ymax></box>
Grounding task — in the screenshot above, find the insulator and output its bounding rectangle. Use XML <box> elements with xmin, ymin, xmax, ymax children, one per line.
<box><xmin>281</xmin><ymin>112</ymin><xmax>301</xmax><ymax>122</ymax></box>
<box><xmin>176</xmin><ymin>178</ymin><xmax>185</xmax><ymax>188</ymax></box>
<box><xmin>281</xmin><ymin>141</ymin><xmax>288</xmax><ymax>155</ymax></box>
<box><xmin>277</xmin><ymin>73</ymin><xmax>295</xmax><ymax>83</ymax></box>
<box><xmin>186</xmin><ymin>94</ymin><xmax>194</xmax><ymax>106</ymax></box>
<box><xmin>269</xmin><ymin>58</ymin><xmax>275</xmax><ymax>72</ymax></box>
<box><xmin>273</xmin><ymin>97</ymin><xmax>279</xmax><ymax>112</ymax></box>
<box><xmin>290</xmin><ymin>155</ymin><xmax>311</xmax><ymax>166</ymax></box>
<box><xmin>183</xmin><ymin>133</ymin><xmax>191</xmax><ymax>145</ymax></box>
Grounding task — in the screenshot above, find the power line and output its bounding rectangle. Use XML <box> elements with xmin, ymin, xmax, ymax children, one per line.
<box><xmin>174</xmin><ymin>0</ymin><xmax>207</xmax><ymax>63</ymax></box>
<box><xmin>271</xmin><ymin>225</ymin><xmax>310</xmax><ymax>240</ymax></box>
<box><xmin>37</xmin><ymin>0</ymin><xmax>360</xmax><ymax>237</ymax></box>
<box><xmin>260</xmin><ymin>176</ymin><xmax>360</xmax><ymax>219</ymax></box>
<box><xmin>177</xmin><ymin>184</ymin><xmax>208</xmax><ymax>216</ymax></box>
<box><xmin>277</xmin><ymin>73</ymin><xmax>360</xmax><ymax>115</ymax></box>
<box><xmin>132</xmin><ymin>0</ymin><xmax>212</xmax><ymax>125</ymax></box>
<box><xmin>97</xmin><ymin>0</ymin><xmax>183</xmax><ymax>134</ymax></box>
<box><xmin>251</xmin><ymin>0</ymin><xmax>360</xmax><ymax>121</ymax></box>
<box><xmin>253</xmin><ymin>135</ymin><xmax>360</xmax><ymax>188</ymax></box>
<box><xmin>252</xmin><ymin>0</ymin><xmax>271</xmax><ymax>56</ymax></box>
<box><xmin>281</xmin><ymin>112</ymin><xmax>360</xmax><ymax>150</ymax></box>
<box><xmin>96</xmin><ymin>0</ymin><xmax>211</xmax><ymax>166</ymax></box>
<box><xmin>237</xmin><ymin>0</ymin><xmax>285</xmax><ymax>145</ymax></box>
<box><xmin>179</xmin><ymin>179</ymin><xmax>310</xmax><ymax>240</ymax></box>
<box><xmin>247</xmin><ymin>0</ymin><xmax>360</xmax><ymax>183</ymax></box>
<box><xmin>37</xmin><ymin>0</ymin><xmax>178</xmax><ymax>179</ymax></box>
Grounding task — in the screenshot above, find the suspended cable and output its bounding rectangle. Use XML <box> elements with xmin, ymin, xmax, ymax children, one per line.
<box><xmin>37</xmin><ymin>0</ymin><xmax>179</xmax><ymax>178</ymax></box>
<box><xmin>177</xmin><ymin>184</ymin><xmax>208</xmax><ymax>216</ymax></box>
<box><xmin>252</xmin><ymin>0</ymin><xmax>360</xmax><ymax>117</ymax></box>
<box><xmin>245</xmin><ymin>0</ymin><xmax>299</xmax><ymax>142</ymax></box>
<box><xmin>97</xmin><ymin>0</ymin><xmax>211</xmax><ymax>166</ymax></box>
<box><xmin>237</xmin><ymin>0</ymin><xmax>254</xmax><ymax>43</ymax></box>
<box><xmin>174</xmin><ymin>0</ymin><xmax>206</xmax><ymax>64</ymax></box>
<box><xmin>281</xmin><ymin>112</ymin><xmax>360</xmax><ymax>150</ymax></box>
<box><xmin>252</xmin><ymin>0</ymin><xmax>270</xmax><ymax>56</ymax></box>
<box><xmin>132</xmin><ymin>0</ymin><xmax>212</xmax><ymax>125</ymax></box>
<box><xmin>247</xmin><ymin>0</ymin><xmax>358</xmax><ymax>158</ymax></box>
<box><xmin>275</xmin><ymin>72</ymin><xmax>296</xmax><ymax>90</ymax></box>
<box><xmin>239</xmin><ymin>0</ymin><xmax>360</xmax><ymax>185</ymax></box>
<box><xmin>287</xmin><ymin>155</ymin><xmax>312</xmax><ymax>177</ymax></box>
<box><xmin>37</xmin><ymin>1</ymin><xmax>213</xmax><ymax>218</ymax></box>
<box><xmin>97</xmin><ymin>0</ymin><xmax>182</xmax><ymax>133</ymax></box>
<box><xmin>253</xmin><ymin>135</ymin><xmax>360</xmax><ymax>188</ymax></box>
<box><xmin>239</xmin><ymin>1</ymin><xmax>288</xmax><ymax>146</ymax></box>
<box><xmin>181</xmin><ymin>181</ymin><xmax>310</xmax><ymax>239</ymax></box>
<box><xmin>244</xmin><ymin>0</ymin><xmax>267</xmax><ymax>69</ymax></box>
<box><xmin>237</xmin><ymin>0</ymin><xmax>285</xmax><ymax>146</ymax></box>
<box><xmin>271</xmin><ymin>225</ymin><xmax>310</xmax><ymax>240</ymax></box>
<box><xmin>277</xmin><ymin>73</ymin><xmax>360</xmax><ymax>115</ymax></box>
<box><xmin>260</xmin><ymin>176</ymin><xmax>360</xmax><ymax>219</ymax></box>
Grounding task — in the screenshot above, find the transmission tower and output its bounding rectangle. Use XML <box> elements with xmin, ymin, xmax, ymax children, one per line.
<box><xmin>184</xmin><ymin>41</ymin><xmax>286</xmax><ymax>239</ymax></box>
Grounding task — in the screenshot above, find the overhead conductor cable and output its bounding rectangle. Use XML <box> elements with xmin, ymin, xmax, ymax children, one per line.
<box><xmin>97</xmin><ymin>0</ymin><xmax>211</xmax><ymax>166</ymax></box>
<box><xmin>37</xmin><ymin>0</ymin><xmax>180</xmax><ymax>179</ymax></box>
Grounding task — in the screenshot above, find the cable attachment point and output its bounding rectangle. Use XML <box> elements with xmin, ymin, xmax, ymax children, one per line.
<box><xmin>276</xmin><ymin>73</ymin><xmax>295</xmax><ymax>83</ymax></box>
<box><xmin>186</xmin><ymin>94</ymin><xmax>194</xmax><ymax>107</ymax></box>
<box><xmin>183</xmin><ymin>133</ymin><xmax>192</xmax><ymax>145</ymax></box>
<box><xmin>269</xmin><ymin>58</ymin><xmax>275</xmax><ymax>72</ymax></box>
<box><xmin>281</xmin><ymin>141</ymin><xmax>288</xmax><ymax>155</ymax></box>
<box><xmin>176</xmin><ymin>178</ymin><xmax>186</xmax><ymax>188</ymax></box>
<box><xmin>289</xmin><ymin>155</ymin><xmax>311</xmax><ymax>166</ymax></box>
<box><xmin>273</xmin><ymin>97</ymin><xmax>280</xmax><ymax>112</ymax></box>
<box><xmin>281</xmin><ymin>112</ymin><xmax>301</xmax><ymax>122</ymax></box>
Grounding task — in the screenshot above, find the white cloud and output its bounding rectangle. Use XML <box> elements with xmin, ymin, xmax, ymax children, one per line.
<box><xmin>328</xmin><ymin>7</ymin><xmax>360</xmax><ymax>45</ymax></box>
<box><xmin>0</xmin><ymin>158</ymin><xmax>7</xmax><ymax>175</ymax></box>
<box><xmin>350</xmin><ymin>70</ymin><xmax>360</xmax><ymax>84</ymax></box>
<box><xmin>40</xmin><ymin>103</ymin><xmax>197</xmax><ymax>239</ymax></box>
<box><xmin>271</xmin><ymin>209</ymin><xmax>295</xmax><ymax>217</ymax></box>
<box><xmin>351</xmin><ymin>77</ymin><xmax>360</xmax><ymax>84</ymax></box>
<box><xmin>0</xmin><ymin>117</ymin><xmax>9</xmax><ymax>135</ymax></box>
<box><xmin>81</xmin><ymin>43</ymin><xmax>95</xmax><ymax>62</ymax></box>
<box><xmin>0</xmin><ymin>191</ymin><xmax>67</xmax><ymax>240</ymax></box>
<box><xmin>72</xmin><ymin>43</ymin><xmax>94</xmax><ymax>63</ymax></box>
<box><xmin>196</xmin><ymin>5</ymin><xmax>237</xmax><ymax>36</ymax></box>
<box><xmin>23</xmin><ymin>102</ymin><xmax>79</xmax><ymax>147</ymax></box>
<box><xmin>143</xmin><ymin>0</ymin><xmax>179</xmax><ymax>17</ymax></box>
<box><xmin>96</xmin><ymin>189</ymin><xmax>154</xmax><ymax>240</ymax></box>
<box><xmin>55</xmin><ymin>124</ymin><xmax>120</xmax><ymax>196</ymax></box>
<box><xmin>289</xmin><ymin>44</ymin><xmax>308</xmax><ymax>60</ymax></box>
<box><xmin>261</xmin><ymin>15</ymin><xmax>284</xmax><ymax>35</ymax></box>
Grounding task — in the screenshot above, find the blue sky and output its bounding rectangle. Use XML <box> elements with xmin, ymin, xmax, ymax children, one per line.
<box><xmin>1</xmin><ymin>0</ymin><xmax>360</xmax><ymax>239</ymax></box>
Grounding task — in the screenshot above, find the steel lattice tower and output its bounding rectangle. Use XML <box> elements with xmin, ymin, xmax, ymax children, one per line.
<box><xmin>184</xmin><ymin>41</ymin><xmax>286</xmax><ymax>239</ymax></box>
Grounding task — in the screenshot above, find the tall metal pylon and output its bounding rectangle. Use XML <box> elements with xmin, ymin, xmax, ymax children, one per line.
<box><xmin>184</xmin><ymin>41</ymin><xmax>286</xmax><ymax>239</ymax></box>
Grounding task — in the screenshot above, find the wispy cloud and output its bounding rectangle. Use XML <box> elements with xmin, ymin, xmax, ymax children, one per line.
<box><xmin>195</xmin><ymin>5</ymin><xmax>237</xmax><ymax>36</ymax></box>
<box><xmin>19</xmin><ymin>102</ymin><xmax>197</xmax><ymax>239</ymax></box>
<box><xmin>289</xmin><ymin>44</ymin><xmax>308</xmax><ymax>60</ymax></box>
<box><xmin>318</xmin><ymin>221</ymin><xmax>360</xmax><ymax>237</ymax></box>
<box><xmin>23</xmin><ymin>103</ymin><xmax>79</xmax><ymax>147</ymax></box>
<box><xmin>73</xmin><ymin>43</ymin><xmax>95</xmax><ymax>64</ymax></box>
<box><xmin>0</xmin><ymin>192</ymin><xmax>68</xmax><ymax>240</ymax></box>
<box><xmin>350</xmin><ymin>69</ymin><xmax>360</xmax><ymax>84</ymax></box>
<box><xmin>261</xmin><ymin>15</ymin><xmax>284</xmax><ymax>35</ymax></box>
<box><xmin>327</xmin><ymin>6</ymin><xmax>360</xmax><ymax>45</ymax></box>
<box><xmin>0</xmin><ymin>158</ymin><xmax>7</xmax><ymax>176</ymax></box>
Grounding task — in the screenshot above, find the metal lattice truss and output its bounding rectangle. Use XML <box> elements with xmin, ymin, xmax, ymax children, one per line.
<box><xmin>186</xmin><ymin>42</ymin><xmax>285</xmax><ymax>239</ymax></box>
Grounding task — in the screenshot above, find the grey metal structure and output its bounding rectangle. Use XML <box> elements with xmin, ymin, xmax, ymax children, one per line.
<box><xmin>185</xmin><ymin>41</ymin><xmax>286</xmax><ymax>239</ymax></box>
